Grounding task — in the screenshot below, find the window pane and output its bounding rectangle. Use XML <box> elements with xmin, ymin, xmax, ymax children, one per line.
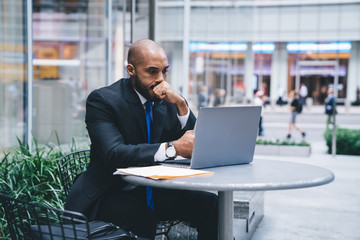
<box><xmin>32</xmin><ymin>0</ymin><xmax>108</xmax><ymax>145</ymax></box>
<box><xmin>0</xmin><ymin>0</ymin><xmax>26</xmax><ymax>150</ymax></box>
<box><xmin>0</xmin><ymin>0</ymin><xmax>140</xmax><ymax>151</ymax></box>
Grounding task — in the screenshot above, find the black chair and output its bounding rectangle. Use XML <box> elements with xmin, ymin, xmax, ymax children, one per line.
<box><xmin>0</xmin><ymin>192</ymin><xmax>147</xmax><ymax>240</ymax></box>
<box><xmin>58</xmin><ymin>150</ymin><xmax>90</xmax><ymax>197</ymax></box>
<box><xmin>58</xmin><ymin>151</ymin><xmax>180</xmax><ymax>240</ymax></box>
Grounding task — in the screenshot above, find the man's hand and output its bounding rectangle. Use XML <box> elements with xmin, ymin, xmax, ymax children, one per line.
<box><xmin>153</xmin><ymin>81</ymin><xmax>188</xmax><ymax>116</ymax></box>
<box><xmin>173</xmin><ymin>130</ymin><xmax>195</xmax><ymax>159</ymax></box>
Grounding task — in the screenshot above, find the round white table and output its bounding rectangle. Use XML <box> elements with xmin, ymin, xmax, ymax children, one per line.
<box><xmin>122</xmin><ymin>159</ymin><xmax>335</xmax><ymax>240</ymax></box>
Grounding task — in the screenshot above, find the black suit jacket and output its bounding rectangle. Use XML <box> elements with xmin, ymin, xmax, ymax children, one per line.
<box><xmin>65</xmin><ymin>78</ymin><xmax>196</xmax><ymax>220</ymax></box>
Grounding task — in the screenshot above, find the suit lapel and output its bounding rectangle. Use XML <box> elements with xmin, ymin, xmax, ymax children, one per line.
<box><xmin>152</xmin><ymin>101</ymin><xmax>167</xmax><ymax>143</ymax></box>
<box><xmin>124</xmin><ymin>79</ymin><xmax>147</xmax><ymax>142</ymax></box>
<box><xmin>131</xmin><ymin>102</ymin><xmax>148</xmax><ymax>142</ymax></box>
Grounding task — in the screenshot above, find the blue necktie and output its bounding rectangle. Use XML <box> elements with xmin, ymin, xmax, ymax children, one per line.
<box><xmin>145</xmin><ymin>101</ymin><xmax>154</xmax><ymax>209</ymax></box>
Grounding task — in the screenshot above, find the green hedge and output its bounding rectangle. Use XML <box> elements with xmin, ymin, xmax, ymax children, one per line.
<box><xmin>324</xmin><ymin>128</ymin><xmax>360</xmax><ymax>155</ymax></box>
<box><xmin>0</xmin><ymin>139</ymin><xmax>85</xmax><ymax>238</ymax></box>
<box><xmin>256</xmin><ymin>139</ymin><xmax>310</xmax><ymax>147</ymax></box>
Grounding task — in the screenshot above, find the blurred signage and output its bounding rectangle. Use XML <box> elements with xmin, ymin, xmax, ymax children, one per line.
<box><xmin>287</xmin><ymin>42</ymin><xmax>351</xmax><ymax>53</ymax></box>
<box><xmin>190</xmin><ymin>42</ymin><xmax>351</xmax><ymax>54</ymax></box>
<box><xmin>189</xmin><ymin>42</ymin><xmax>275</xmax><ymax>53</ymax></box>
<box><xmin>190</xmin><ymin>42</ymin><xmax>247</xmax><ymax>52</ymax></box>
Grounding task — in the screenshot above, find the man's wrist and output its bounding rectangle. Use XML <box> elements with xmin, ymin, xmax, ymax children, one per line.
<box><xmin>175</xmin><ymin>98</ymin><xmax>188</xmax><ymax>116</ymax></box>
<box><xmin>177</xmin><ymin>108</ymin><xmax>190</xmax><ymax>129</ymax></box>
<box><xmin>154</xmin><ymin>143</ymin><xmax>167</xmax><ymax>162</ymax></box>
<box><xmin>172</xmin><ymin>140</ymin><xmax>180</xmax><ymax>157</ymax></box>
<box><xmin>165</xmin><ymin>141</ymin><xmax>176</xmax><ymax>159</ymax></box>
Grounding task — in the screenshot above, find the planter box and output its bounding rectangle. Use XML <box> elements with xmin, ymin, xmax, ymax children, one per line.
<box><xmin>254</xmin><ymin>144</ymin><xmax>311</xmax><ymax>157</ymax></box>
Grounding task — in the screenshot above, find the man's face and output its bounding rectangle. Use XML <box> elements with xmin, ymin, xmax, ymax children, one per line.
<box><xmin>130</xmin><ymin>49</ymin><xmax>169</xmax><ymax>101</ymax></box>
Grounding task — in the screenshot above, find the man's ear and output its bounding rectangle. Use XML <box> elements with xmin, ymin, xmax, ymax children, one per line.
<box><xmin>127</xmin><ymin>64</ymin><xmax>135</xmax><ymax>77</ymax></box>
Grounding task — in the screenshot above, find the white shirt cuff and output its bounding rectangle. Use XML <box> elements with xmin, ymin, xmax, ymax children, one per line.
<box><xmin>177</xmin><ymin>107</ymin><xmax>190</xmax><ymax>129</ymax></box>
<box><xmin>154</xmin><ymin>107</ymin><xmax>190</xmax><ymax>162</ymax></box>
<box><xmin>154</xmin><ymin>143</ymin><xmax>167</xmax><ymax>162</ymax></box>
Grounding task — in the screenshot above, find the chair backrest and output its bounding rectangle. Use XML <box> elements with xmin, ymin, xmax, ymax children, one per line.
<box><xmin>0</xmin><ymin>192</ymin><xmax>90</xmax><ymax>239</ymax></box>
<box><xmin>58</xmin><ymin>150</ymin><xmax>90</xmax><ymax>197</ymax></box>
<box><xmin>57</xmin><ymin>150</ymin><xmax>176</xmax><ymax>239</ymax></box>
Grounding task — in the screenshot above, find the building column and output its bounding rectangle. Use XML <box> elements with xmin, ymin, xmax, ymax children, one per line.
<box><xmin>244</xmin><ymin>42</ymin><xmax>254</xmax><ymax>103</ymax></box>
<box><xmin>149</xmin><ymin>0</ymin><xmax>157</xmax><ymax>41</ymax></box>
<box><xmin>182</xmin><ymin>0</ymin><xmax>190</xmax><ymax>100</ymax></box>
<box><xmin>270</xmin><ymin>42</ymin><xmax>288</xmax><ymax>106</ymax></box>
<box><xmin>347</xmin><ymin>41</ymin><xmax>360</xmax><ymax>103</ymax></box>
<box><xmin>26</xmin><ymin>0</ymin><xmax>33</xmax><ymax>150</ymax></box>
<box><xmin>171</xmin><ymin>43</ymin><xmax>184</xmax><ymax>93</ymax></box>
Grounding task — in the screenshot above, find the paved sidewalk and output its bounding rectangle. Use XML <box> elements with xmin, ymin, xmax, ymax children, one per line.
<box><xmin>251</xmin><ymin>149</ymin><xmax>360</xmax><ymax>240</ymax></box>
<box><xmin>262</xmin><ymin>103</ymin><xmax>360</xmax><ymax>115</ymax></box>
<box><xmin>249</xmin><ymin>105</ymin><xmax>360</xmax><ymax>240</ymax></box>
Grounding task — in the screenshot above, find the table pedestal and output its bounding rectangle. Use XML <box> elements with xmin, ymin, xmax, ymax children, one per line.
<box><xmin>219</xmin><ymin>191</ymin><xmax>234</xmax><ymax>240</ymax></box>
<box><xmin>121</xmin><ymin>160</ymin><xmax>335</xmax><ymax>240</ymax></box>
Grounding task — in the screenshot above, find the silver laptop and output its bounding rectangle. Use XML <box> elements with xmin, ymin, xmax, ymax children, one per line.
<box><xmin>162</xmin><ymin>106</ymin><xmax>261</xmax><ymax>169</ymax></box>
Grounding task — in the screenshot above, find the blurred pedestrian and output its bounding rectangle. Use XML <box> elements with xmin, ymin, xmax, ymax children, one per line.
<box><xmin>325</xmin><ymin>87</ymin><xmax>336</xmax><ymax>129</ymax></box>
<box><xmin>276</xmin><ymin>85</ymin><xmax>285</xmax><ymax>106</ymax></box>
<box><xmin>319</xmin><ymin>85</ymin><xmax>327</xmax><ymax>104</ymax></box>
<box><xmin>355</xmin><ymin>87</ymin><xmax>360</xmax><ymax>105</ymax></box>
<box><xmin>213</xmin><ymin>88</ymin><xmax>226</xmax><ymax>107</ymax></box>
<box><xmin>254</xmin><ymin>90</ymin><xmax>265</xmax><ymax>136</ymax></box>
<box><xmin>299</xmin><ymin>83</ymin><xmax>308</xmax><ymax>106</ymax></box>
<box><xmin>198</xmin><ymin>85</ymin><xmax>209</xmax><ymax>109</ymax></box>
<box><xmin>287</xmin><ymin>90</ymin><xmax>306</xmax><ymax>139</ymax></box>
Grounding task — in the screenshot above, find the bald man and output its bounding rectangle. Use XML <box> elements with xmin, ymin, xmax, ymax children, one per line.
<box><xmin>65</xmin><ymin>39</ymin><xmax>218</xmax><ymax>240</ymax></box>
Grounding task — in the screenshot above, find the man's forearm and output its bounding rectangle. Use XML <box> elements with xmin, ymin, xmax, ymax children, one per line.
<box><xmin>175</xmin><ymin>98</ymin><xmax>188</xmax><ymax>116</ymax></box>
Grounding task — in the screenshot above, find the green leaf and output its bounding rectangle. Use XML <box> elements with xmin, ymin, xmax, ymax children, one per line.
<box><xmin>0</xmin><ymin>137</ymin><xmax>89</xmax><ymax>235</ymax></box>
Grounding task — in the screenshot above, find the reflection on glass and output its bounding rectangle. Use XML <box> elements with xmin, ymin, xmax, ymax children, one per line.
<box><xmin>0</xmin><ymin>0</ymin><xmax>135</xmax><ymax>151</ymax></box>
<box><xmin>30</xmin><ymin>0</ymin><xmax>134</xmax><ymax>146</ymax></box>
<box><xmin>31</xmin><ymin>1</ymin><xmax>107</xmax><ymax>145</ymax></box>
<box><xmin>0</xmin><ymin>1</ymin><xmax>26</xmax><ymax>150</ymax></box>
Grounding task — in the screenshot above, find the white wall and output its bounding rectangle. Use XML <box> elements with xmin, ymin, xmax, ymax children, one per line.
<box><xmin>158</xmin><ymin>2</ymin><xmax>360</xmax><ymax>42</ymax></box>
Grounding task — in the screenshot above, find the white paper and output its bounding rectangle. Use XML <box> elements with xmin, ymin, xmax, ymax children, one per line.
<box><xmin>114</xmin><ymin>165</ymin><xmax>212</xmax><ymax>180</ymax></box>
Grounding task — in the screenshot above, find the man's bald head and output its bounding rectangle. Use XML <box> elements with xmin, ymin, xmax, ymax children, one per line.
<box><xmin>127</xmin><ymin>39</ymin><xmax>163</xmax><ymax>67</ymax></box>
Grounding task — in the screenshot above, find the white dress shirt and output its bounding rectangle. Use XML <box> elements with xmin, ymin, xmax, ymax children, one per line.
<box><xmin>134</xmin><ymin>90</ymin><xmax>190</xmax><ymax>162</ymax></box>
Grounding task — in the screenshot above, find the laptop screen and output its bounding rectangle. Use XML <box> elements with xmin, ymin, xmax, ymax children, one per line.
<box><xmin>190</xmin><ymin>106</ymin><xmax>261</xmax><ymax>169</ymax></box>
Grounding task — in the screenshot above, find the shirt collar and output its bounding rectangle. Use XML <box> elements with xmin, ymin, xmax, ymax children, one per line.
<box><xmin>134</xmin><ymin>89</ymin><xmax>147</xmax><ymax>105</ymax></box>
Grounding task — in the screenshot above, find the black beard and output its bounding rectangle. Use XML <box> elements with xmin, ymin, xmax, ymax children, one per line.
<box><xmin>134</xmin><ymin>74</ymin><xmax>160</xmax><ymax>102</ymax></box>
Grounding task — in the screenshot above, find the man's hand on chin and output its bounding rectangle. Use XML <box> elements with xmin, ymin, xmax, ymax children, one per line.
<box><xmin>153</xmin><ymin>81</ymin><xmax>188</xmax><ymax>116</ymax></box>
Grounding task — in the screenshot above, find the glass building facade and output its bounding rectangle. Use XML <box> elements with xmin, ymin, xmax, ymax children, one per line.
<box><xmin>1</xmin><ymin>0</ymin><xmax>360</xmax><ymax>152</ymax></box>
<box><xmin>1</xmin><ymin>0</ymin><xmax>151</xmax><ymax>151</ymax></box>
<box><xmin>157</xmin><ymin>0</ymin><xmax>360</xmax><ymax>109</ymax></box>
<box><xmin>1</xmin><ymin>1</ymin><xmax>27</xmax><ymax>150</ymax></box>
